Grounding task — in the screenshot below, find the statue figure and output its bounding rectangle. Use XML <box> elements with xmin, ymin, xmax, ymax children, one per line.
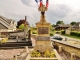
<box><xmin>38</xmin><ymin>4</ymin><xmax>47</xmax><ymax>16</ymax></box>
<box><xmin>38</xmin><ymin>4</ymin><xmax>48</xmax><ymax>23</ymax></box>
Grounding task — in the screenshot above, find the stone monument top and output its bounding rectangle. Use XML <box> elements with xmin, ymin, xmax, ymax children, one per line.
<box><xmin>36</xmin><ymin>4</ymin><xmax>50</xmax><ymax>24</ymax></box>
<box><xmin>38</xmin><ymin>4</ymin><xmax>47</xmax><ymax>16</ymax></box>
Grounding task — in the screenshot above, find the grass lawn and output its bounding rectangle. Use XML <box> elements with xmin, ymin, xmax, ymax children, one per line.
<box><xmin>62</xmin><ymin>34</ymin><xmax>80</xmax><ymax>40</ymax></box>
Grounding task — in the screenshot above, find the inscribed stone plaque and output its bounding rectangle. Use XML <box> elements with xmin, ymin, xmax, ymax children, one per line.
<box><xmin>38</xmin><ymin>27</ymin><xmax>48</xmax><ymax>34</ymax></box>
<box><xmin>36</xmin><ymin>36</ymin><xmax>50</xmax><ymax>40</ymax></box>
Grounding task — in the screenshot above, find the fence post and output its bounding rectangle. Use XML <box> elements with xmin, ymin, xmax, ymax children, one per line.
<box><xmin>70</xmin><ymin>53</ymin><xmax>75</xmax><ymax>60</ymax></box>
<box><xmin>13</xmin><ymin>55</ymin><xmax>17</xmax><ymax>60</ymax></box>
<box><xmin>65</xmin><ymin>38</ymin><xmax>67</xmax><ymax>41</ymax></box>
<box><xmin>59</xmin><ymin>46</ymin><xmax>62</xmax><ymax>53</ymax></box>
<box><xmin>28</xmin><ymin>29</ymin><xmax>31</xmax><ymax>41</ymax></box>
<box><xmin>24</xmin><ymin>46</ymin><xmax>29</xmax><ymax>53</ymax></box>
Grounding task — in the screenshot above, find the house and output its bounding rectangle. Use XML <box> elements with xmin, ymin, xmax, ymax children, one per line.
<box><xmin>55</xmin><ymin>24</ymin><xmax>71</xmax><ymax>30</ymax></box>
<box><xmin>0</xmin><ymin>15</ymin><xmax>16</xmax><ymax>34</ymax></box>
<box><xmin>72</xmin><ymin>22</ymin><xmax>80</xmax><ymax>31</ymax></box>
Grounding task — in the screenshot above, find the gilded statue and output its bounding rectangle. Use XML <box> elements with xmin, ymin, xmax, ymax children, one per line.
<box><xmin>38</xmin><ymin>4</ymin><xmax>48</xmax><ymax>23</ymax></box>
<box><xmin>38</xmin><ymin>4</ymin><xmax>47</xmax><ymax>16</ymax></box>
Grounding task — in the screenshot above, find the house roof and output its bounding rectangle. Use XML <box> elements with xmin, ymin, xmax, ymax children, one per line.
<box><xmin>0</xmin><ymin>23</ymin><xmax>8</xmax><ymax>29</ymax></box>
<box><xmin>0</xmin><ymin>15</ymin><xmax>15</xmax><ymax>29</ymax></box>
<box><xmin>0</xmin><ymin>15</ymin><xmax>15</xmax><ymax>24</ymax></box>
<box><xmin>72</xmin><ymin>22</ymin><xmax>80</xmax><ymax>28</ymax></box>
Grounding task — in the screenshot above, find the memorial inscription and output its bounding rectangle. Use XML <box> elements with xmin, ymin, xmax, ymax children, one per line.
<box><xmin>36</xmin><ymin>36</ymin><xmax>50</xmax><ymax>40</ymax></box>
<box><xmin>38</xmin><ymin>27</ymin><xmax>48</xmax><ymax>34</ymax></box>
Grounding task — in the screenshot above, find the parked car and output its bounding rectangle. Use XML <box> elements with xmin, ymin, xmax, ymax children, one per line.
<box><xmin>51</xmin><ymin>36</ymin><xmax>63</xmax><ymax>41</ymax></box>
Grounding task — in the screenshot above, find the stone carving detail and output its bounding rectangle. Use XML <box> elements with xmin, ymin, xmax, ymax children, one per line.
<box><xmin>38</xmin><ymin>27</ymin><xmax>48</xmax><ymax>34</ymax></box>
<box><xmin>38</xmin><ymin>4</ymin><xmax>47</xmax><ymax>23</ymax></box>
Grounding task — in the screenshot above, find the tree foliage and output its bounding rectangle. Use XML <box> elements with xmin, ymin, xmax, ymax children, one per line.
<box><xmin>70</xmin><ymin>21</ymin><xmax>76</xmax><ymax>26</ymax></box>
<box><xmin>17</xmin><ymin>19</ymin><xmax>29</xmax><ymax>28</ymax></box>
<box><xmin>19</xmin><ymin>24</ymin><xmax>28</xmax><ymax>30</ymax></box>
<box><xmin>50</xmin><ymin>25</ymin><xmax>53</xmax><ymax>31</ymax></box>
<box><xmin>56</xmin><ymin>20</ymin><xmax>64</xmax><ymax>25</ymax></box>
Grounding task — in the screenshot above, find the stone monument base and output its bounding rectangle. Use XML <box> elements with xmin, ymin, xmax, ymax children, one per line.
<box><xmin>34</xmin><ymin>45</ymin><xmax>53</xmax><ymax>52</ymax></box>
<box><xmin>36</xmin><ymin>40</ymin><xmax>51</xmax><ymax>45</ymax></box>
<box><xmin>36</xmin><ymin>36</ymin><xmax>51</xmax><ymax>45</ymax></box>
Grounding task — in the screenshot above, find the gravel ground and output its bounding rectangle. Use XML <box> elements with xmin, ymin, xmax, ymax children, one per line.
<box><xmin>0</xmin><ymin>49</ymin><xmax>24</xmax><ymax>60</ymax></box>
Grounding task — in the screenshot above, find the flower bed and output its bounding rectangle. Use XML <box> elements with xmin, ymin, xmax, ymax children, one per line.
<box><xmin>26</xmin><ymin>49</ymin><xmax>62</xmax><ymax>60</ymax></box>
<box><xmin>30</xmin><ymin>50</ymin><xmax>56</xmax><ymax>58</ymax></box>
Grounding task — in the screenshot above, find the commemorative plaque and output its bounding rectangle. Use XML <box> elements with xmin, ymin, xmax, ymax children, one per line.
<box><xmin>38</xmin><ymin>27</ymin><xmax>48</xmax><ymax>34</ymax></box>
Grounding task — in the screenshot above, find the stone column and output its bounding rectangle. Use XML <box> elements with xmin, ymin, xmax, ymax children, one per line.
<box><xmin>70</xmin><ymin>53</ymin><xmax>75</xmax><ymax>60</ymax></box>
<box><xmin>16</xmin><ymin>34</ymin><xmax>18</xmax><ymax>42</ymax></box>
<box><xmin>59</xmin><ymin>46</ymin><xmax>62</xmax><ymax>53</ymax></box>
<box><xmin>24</xmin><ymin>46</ymin><xmax>29</xmax><ymax>52</ymax></box>
<box><xmin>28</xmin><ymin>29</ymin><xmax>31</xmax><ymax>41</ymax></box>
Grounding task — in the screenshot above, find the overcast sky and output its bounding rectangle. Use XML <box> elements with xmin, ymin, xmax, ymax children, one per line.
<box><xmin>0</xmin><ymin>0</ymin><xmax>80</xmax><ymax>25</ymax></box>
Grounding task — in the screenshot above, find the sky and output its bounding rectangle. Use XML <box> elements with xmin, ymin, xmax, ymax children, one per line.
<box><xmin>0</xmin><ymin>0</ymin><xmax>80</xmax><ymax>26</ymax></box>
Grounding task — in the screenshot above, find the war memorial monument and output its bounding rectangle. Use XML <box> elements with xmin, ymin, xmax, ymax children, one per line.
<box><xmin>25</xmin><ymin>3</ymin><xmax>62</xmax><ymax>60</ymax></box>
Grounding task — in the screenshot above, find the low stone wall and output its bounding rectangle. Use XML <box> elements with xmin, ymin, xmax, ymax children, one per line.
<box><xmin>52</xmin><ymin>39</ymin><xmax>80</xmax><ymax>58</ymax></box>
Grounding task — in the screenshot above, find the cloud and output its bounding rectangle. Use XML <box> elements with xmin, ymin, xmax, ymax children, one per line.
<box><xmin>21</xmin><ymin>0</ymin><xmax>32</xmax><ymax>6</ymax></box>
<box><xmin>0</xmin><ymin>0</ymin><xmax>80</xmax><ymax>25</ymax></box>
<box><xmin>62</xmin><ymin>10</ymin><xmax>80</xmax><ymax>24</ymax></box>
<box><xmin>21</xmin><ymin>0</ymin><xmax>37</xmax><ymax>7</ymax></box>
<box><xmin>45</xmin><ymin>4</ymin><xmax>71</xmax><ymax>24</ymax></box>
<box><xmin>0</xmin><ymin>0</ymin><xmax>38</xmax><ymax>24</ymax></box>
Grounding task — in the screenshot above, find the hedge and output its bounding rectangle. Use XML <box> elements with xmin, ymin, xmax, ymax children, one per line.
<box><xmin>32</xmin><ymin>31</ymin><xmax>37</xmax><ymax>34</ymax></box>
<box><xmin>61</xmin><ymin>30</ymin><xmax>65</xmax><ymax>34</ymax></box>
<box><xmin>70</xmin><ymin>31</ymin><xmax>80</xmax><ymax>37</ymax></box>
<box><xmin>50</xmin><ymin>32</ymin><xmax>54</xmax><ymax>36</ymax></box>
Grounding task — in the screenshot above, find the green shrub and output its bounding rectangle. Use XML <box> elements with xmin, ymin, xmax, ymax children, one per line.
<box><xmin>76</xmin><ymin>32</ymin><xmax>80</xmax><ymax>37</ymax></box>
<box><xmin>32</xmin><ymin>31</ymin><xmax>37</xmax><ymax>34</ymax></box>
<box><xmin>50</xmin><ymin>32</ymin><xmax>54</xmax><ymax>36</ymax></box>
<box><xmin>61</xmin><ymin>30</ymin><xmax>65</xmax><ymax>34</ymax></box>
<box><xmin>70</xmin><ymin>31</ymin><xmax>80</xmax><ymax>37</ymax></box>
<box><xmin>56</xmin><ymin>31</ymin><xmax>61</xmax><ymax>34</ymax></box>
<box><xmin>70</xmin><ymin>31</ymin><xmax>77</xmax><ymax>36</ymax></box>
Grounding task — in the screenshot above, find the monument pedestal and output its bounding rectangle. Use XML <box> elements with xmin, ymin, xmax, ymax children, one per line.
<box><xmin>35</xmin><ymin>18</ymin><xmax>51</xmax><ymax>46</ymax></box>
<box><xmin>36</xmin><ymin>36</ymin><xmax>51</xmax><ymax>45</ymax></box>
<box><xmin>26</xmin><ymin>4</ymin><xmax>62</xmax><ymax>60</ymax></box>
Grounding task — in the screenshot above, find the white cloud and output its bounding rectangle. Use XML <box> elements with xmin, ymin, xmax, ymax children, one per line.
<box><xmin>0</xmin><ymin>0</ymin><xmax>80</xmax><ymax>25</ymax></box>
<box><xmin>50</xmin><ymin>0</ymin><xmax>80</xmax><ymax>10</ymax></box>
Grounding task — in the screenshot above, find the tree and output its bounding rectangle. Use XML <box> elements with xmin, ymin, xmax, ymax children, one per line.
<box><xmin>70</xmin><ymin>21</ymin><xmax>76</xmax><ymax>26</ymax></box>
<box><xmin>19</xmin><ymin>24</ymin><xmax>28</xmax><ymax>30</ymax></box>
<box><xmin>50</xmin><ymin>25</ymin><xmax>53</xmax><ymax>31</ymax></box>
<box><xmin>56</xmin><ymin>20</ymin><xmax>64</xmax><ymax>25</ymax></box>
<box><xmin>17</xmin><ymin>19</ymin><xmax>29</xmax><ymax>28</ymax></box>
<box><xmin>51</xmin><ymin>24</ymin><xmax>56</xmax><ymax>27</ymax></box>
